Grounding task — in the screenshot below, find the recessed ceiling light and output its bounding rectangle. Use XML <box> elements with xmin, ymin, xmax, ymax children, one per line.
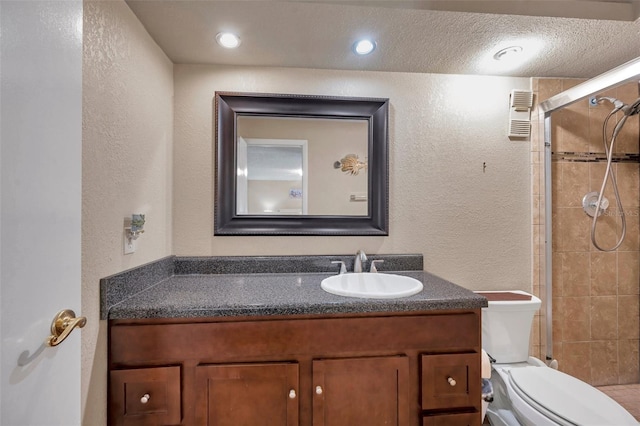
<box><xmin>353</xmin><ymin>39</ymin><xmax>376</xmax><ymax>55</ymax></box>
<box><xmin>216</xmin><ymin>32</ymin><xmax>241</xmax><ymax>49</ymax></box>
<box><xmin>493</xmin><ymin>46</ymin><xmax>523</xmax><ymax>61</ymax></box>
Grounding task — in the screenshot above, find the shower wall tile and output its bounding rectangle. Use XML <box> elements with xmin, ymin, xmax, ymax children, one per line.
<box><xmin>619</xmin><ymin>251</ymin><xmax>640</xmax><ymax>295</ymax></box>
<box><xmin>559</xmin><ymin>109</ymin><xmax>590</xmax><ymax>153</ymax></box>
<box><xmin>531</xmin><ymin>162</ymin><xmax>541</xmax><ymax>197</ymax></box>
<box><xmin>561</xmin><ymin>252</ymin><xmax>590</xmax><ymax>296</ymax></box>
<box><xmin>619</xmin><ymin>339</ymin><xmax>640</xmax><ymax>383</ymax></box>
<box><xmin>590</xmin><ymin>252</ymin><xmax>617</xmax><ymax>296</ymax></box>
<box><xmin>591</xmin><ymin>296</ymin><xmax>619</xmax><ymax>340</ymax></box>
<box><xmin>552</xmin><ymin>252</ymin><xmax>563</xmax><ymax>296</ymax></box>
<box><xmin>591</xmin><ymin>340</ymin><xmax>619</xmax><ymax>386</ymax></box>
<box><xmin>533</xmin><ymin>223</ymin><xmax>542</xmax><ymax>258</ymax></box>
<box><xmin>617</xmin><ymin>164</ymin><xmax>639</xmax><ymax>207</ymax></box>
<box><xmin>558</xmin><ymin>207</ymin><xmax>591</xmax><ymax>252</ymax></box>
<box><xmin>562</xmin><ymin>296</ymin><xmax>591</xmax><ymax>341</ymax></box>
<box><xmin>618</xmin><ymin>295</ymin><xmax>639</xmax><ymax>340</ymax></box>
<box><xmin>537</xmin><ymin>78</ymin><xmax>562</xmax><ymax>103</ymax></box>
<box><xmin>552</xmin><ymin>297</ymin><xmax>564</xmax><ymax>342</ymax></box>
<box><xmin>563</xmin><ymin>341</ymin><xmax>592</xmax><ymax>383</ymax></box>
<box><xmin>533</xmin><ymin>196</ymin><xmax>542</xmax><ymax>225</ymax></box>
<box><xmin>619</xmin><ymin>216</ymin><xmax>640</xmax><ymax>251</ymax></box>
<box><xmin>557</xmin><ymin>162</ymin><xmax>589</xmax><ymax>208</ymax></box>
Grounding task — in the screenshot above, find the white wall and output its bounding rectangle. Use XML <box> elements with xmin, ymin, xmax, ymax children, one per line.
<box><xmin>174</xmin><ymin>65</ymin><xmax>532</xmax><ymax>290</ymax></box>
<box><xmin>82</xmin><ymin>1</ymin><xmax>173</xmax><ymax>424</ymax></box>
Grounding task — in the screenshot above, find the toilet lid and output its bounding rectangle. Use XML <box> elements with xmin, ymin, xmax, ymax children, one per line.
<box><xmin>508</xmin><ymin>367</ymin><xmax>637</xmax><ymax>425</ymax></box>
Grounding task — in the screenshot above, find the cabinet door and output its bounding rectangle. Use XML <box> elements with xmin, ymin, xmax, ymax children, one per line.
<box><xmin>312</xmin><ymin>356</ymin><xmax>409</xmax><ymax>426</ymax></box>
<box><xmin>109</xmin><ymin>366</ymin><xmax>181</xmax><ymax>426</ymax></box>
<box><xmin>195</xmin><ymin>363</ymin><xmax>299</xmax><ymax>426</ymax></box>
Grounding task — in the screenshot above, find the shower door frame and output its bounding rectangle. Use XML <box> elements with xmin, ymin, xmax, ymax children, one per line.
<box><xmin>539</xmin><ymin>56</ymin><xmax>640</xmax><ymax>362</ymax></box>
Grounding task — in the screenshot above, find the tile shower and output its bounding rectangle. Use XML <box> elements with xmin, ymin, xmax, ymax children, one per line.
<box><xmin>531</xmin><ymin>78</ymin><xmax>640</xmax><ymax>386</ymax></box>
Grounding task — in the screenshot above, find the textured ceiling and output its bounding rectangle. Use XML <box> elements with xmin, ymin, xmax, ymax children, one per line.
<box><xmin>125</xmin><ymin>0</ymin><xmax>640</xmax><ymax>78</ymax></box>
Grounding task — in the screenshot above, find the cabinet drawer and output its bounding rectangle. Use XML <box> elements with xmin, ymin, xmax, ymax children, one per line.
<box><xmin>422</xmin><ymin>412</ymin><xmax>480</xmax><ymax>426</ymax></box>
<box><xmin>421</xmin><ymin>353</ymin><xmax>480</xmax><ymax>411</ymax></box>
<box><xmin>110</xmin><ymin>366</ymin><xmax>181</xmax><ymax>426</ymax></box>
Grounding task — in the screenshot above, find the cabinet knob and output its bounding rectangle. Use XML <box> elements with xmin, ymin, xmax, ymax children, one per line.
<box><xmin>315</xmin><ymin>385</ymin><xmax>323</xmax><ymax>395</ymax></box>
<box><xmin>140</xmin><ymin>393</ymin><xmax>150</xmax><ymax>404</ymax></box>
<box><xmin>447</xmin><ymin>377</ymin><xmax>457</xmax><ymax>387</ymax></box>
<box><xmin>289</xmin><ymin>389</ymin><xmax>296</xmax><ymax>399</ymax></box>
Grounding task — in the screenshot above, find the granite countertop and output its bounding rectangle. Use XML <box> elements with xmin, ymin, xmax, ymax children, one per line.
<box><xmin>102</xmin><ymin>255</ymin><xmax>487</xmax><ymax>320</ymax></box>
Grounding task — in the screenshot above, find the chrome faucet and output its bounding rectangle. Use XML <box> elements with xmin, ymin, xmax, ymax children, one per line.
<box><xmin>354</xmin><ymin>250</ymin><xmax>367</xmax><ymax>273</ymax></box>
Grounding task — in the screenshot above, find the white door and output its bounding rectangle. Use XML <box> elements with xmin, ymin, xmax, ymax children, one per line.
<box><xmin>1</xmin><ymin>1</ymin><xmax>83</xmax><ymax>425</ymax></box>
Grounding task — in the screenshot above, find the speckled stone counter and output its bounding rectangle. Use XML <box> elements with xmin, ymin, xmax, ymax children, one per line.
<box><xmin>101</xmin><ymin>255</ymin><xmax>487</xmax><ymax>320</ymax></box>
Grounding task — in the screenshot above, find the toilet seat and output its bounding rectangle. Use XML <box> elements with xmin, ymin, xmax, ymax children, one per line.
<box><xmin>507</xmin><ymin>366</ymin><xmax>638</xmax><ymax>425</ymax></box>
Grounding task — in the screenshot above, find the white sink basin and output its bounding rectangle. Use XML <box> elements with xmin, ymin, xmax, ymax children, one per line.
<box><xmin>320</xmin><ymin>273</ymin><xmax>423</xmax><ymax>299</ymax></box>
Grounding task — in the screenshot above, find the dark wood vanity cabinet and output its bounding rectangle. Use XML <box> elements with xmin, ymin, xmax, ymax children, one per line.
<box><xmin>108</xmin><ymin>310</ymin><xmax>481</xmax><ymax>426</ymax></box>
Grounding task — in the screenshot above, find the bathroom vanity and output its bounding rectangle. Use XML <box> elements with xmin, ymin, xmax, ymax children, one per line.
<box><xmin>103</xmin><ymin>256</ymin><xmax>487</xmax><ymax>426</ymax></box>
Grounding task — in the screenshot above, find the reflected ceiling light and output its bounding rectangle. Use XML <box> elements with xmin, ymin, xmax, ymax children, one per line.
<box><xmin>493</xmin><ymin>46</ymin><xmax>523</xmax><ymax>61</ymax></box>
<box><xmin>353</xmin><ymin>39</ymin><xmax>376</xmax><ymax>55</ymax></box>
<box><xmin>216</xmin><ymin>32</ymin><xmax>241</xmax><ymax>49</ymax></box>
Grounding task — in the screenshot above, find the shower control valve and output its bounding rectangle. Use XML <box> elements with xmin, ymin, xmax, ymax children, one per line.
<box><xmin>582</xmin><ymin>192</ymin><xmax>609</xmax><ymax>218</ymax></box>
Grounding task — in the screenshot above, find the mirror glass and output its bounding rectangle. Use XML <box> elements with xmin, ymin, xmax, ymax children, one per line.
<box><xmin>215</xmin><ymin>92</ymin><xmax>389</xmax><ymax>236</ymax></box>
<box><xmin>237</xmin><ymin>116</ymin><xmax>368</xmax><ymax>216</ymax></box>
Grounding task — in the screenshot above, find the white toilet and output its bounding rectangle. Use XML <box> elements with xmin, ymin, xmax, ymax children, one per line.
<box><xmin>478</xmin><ymin>290</ymin><xmax>638</xmax><ymax>426</ymax></box>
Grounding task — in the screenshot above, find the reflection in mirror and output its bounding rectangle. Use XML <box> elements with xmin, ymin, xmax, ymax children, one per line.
<box><xmin>215</xmin><ymin>92</ymin><xmax>389</xmax><ymax>236</ymax></box>
<box><xmin>237</xmin><ymin>116</ymin><xmax>368</xmax><ymax>216</ymax></box>
<box><xmin>237</xmin><ymin>137</ymin><xmax>308</xmax><ymax>215</ymax></box>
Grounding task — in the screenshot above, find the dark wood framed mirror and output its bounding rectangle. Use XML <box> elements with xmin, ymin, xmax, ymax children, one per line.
<box><xmin>214</xmin><ymin>92</ymin><xmax>389</xmax><ymax>236</ymax></box>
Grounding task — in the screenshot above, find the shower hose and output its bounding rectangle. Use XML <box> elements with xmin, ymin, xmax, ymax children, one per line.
<box><xmin>591</xmin><ymin>105</ymin><xmax>628</xmax><ymax>252</ymax></box>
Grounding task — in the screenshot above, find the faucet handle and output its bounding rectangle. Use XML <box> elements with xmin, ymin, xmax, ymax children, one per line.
<box><xmin>369</xmin><ymin>259</ymin><xmax>384</xmax><ymax>273</ymax></box>
<box><xmin>331</xmin><ymin>261</ymin><xmax>347</xmax><ymax>274</ymax></box>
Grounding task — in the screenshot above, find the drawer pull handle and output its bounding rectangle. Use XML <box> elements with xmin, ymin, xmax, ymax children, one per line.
<box><xmin>289</xmin><ymin>389</ymin><xmax>296</xmax><ymax>399</ymax></box>
<box><xmin>447</xmin><ymin>377</ymin><xmax>457</xmax><ymax>387</ymax></box>
<box><xmin>315</xmin><ymin>385</ymin><xmax>323</xmax><ymax>395</ymax></box>
<box><xmin>140</xmin><ymin>394</ymin><xmax>150</xmax><ymax>404</ymax></box>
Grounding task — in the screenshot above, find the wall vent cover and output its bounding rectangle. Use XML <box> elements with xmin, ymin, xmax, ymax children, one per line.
<box><xmin>508</xmin><ymin>119</ymin><xmax>531</xmax><ymax>138</ymax></box>
<box><xmin>510</xmin><ymin>89</ymin><xmax>534</xmax><ymax>111</ymax></box>
<box><xmin>508</xmin><ymin>89</ymin><xmax>533</xmax><ymax>139</ymax></box>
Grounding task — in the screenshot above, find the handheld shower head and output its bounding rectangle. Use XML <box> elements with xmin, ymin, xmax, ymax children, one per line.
<box><xmin>597</xmin><ymin>96</ymin><xmax>625</xmax><ymax>109</ymax></box>
<box><xmin>622</xmin><ymin>97</ymin><xmax>640</xmax><ymax>116</ymax></box>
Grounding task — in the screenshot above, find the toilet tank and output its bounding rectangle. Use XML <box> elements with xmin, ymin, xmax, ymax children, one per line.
<box><xmin>475</xmin><ymin>290</ymin><xmax>541</xmax><ymax>363</ymax></box>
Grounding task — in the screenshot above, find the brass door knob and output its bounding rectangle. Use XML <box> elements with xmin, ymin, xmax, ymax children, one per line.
<box><xmin>47</xmin><ymin>309</ymin><xmax>86</xmax><ymax>347</ymax></box>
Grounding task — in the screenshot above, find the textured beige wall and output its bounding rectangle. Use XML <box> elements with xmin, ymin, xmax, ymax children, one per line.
<box><xmin>174</xmin><ymin>65</ymin><xmax>532</xmax><ymax>290</ymax></box>
<box><xmin>82</xmin><ymin>1</ymin><xmax>174</xmax><ymax>424</ymax></box>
